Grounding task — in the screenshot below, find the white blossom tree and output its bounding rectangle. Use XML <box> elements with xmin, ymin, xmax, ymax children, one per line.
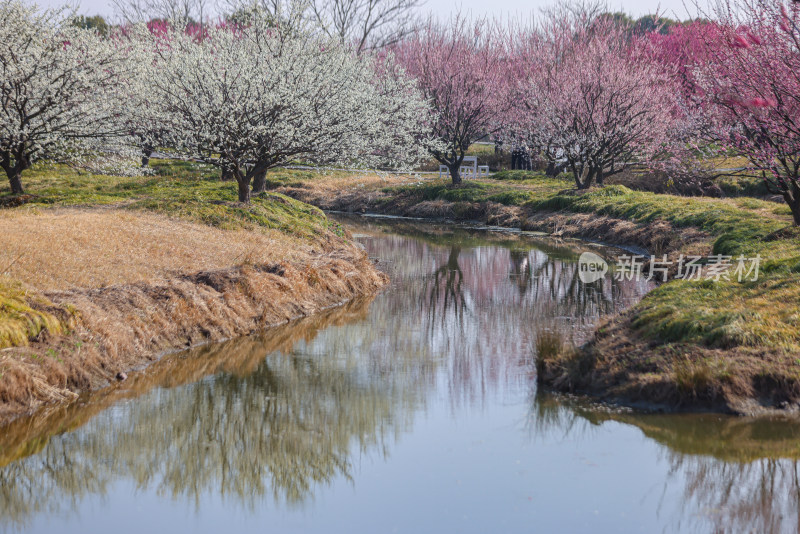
<box><xmin>142</xmin><ymin>13</ymin><xmax>430</xmax><ymax>202</ymax></box>
<box><xmin>0</xmin><ymin>1</ymin><xmax>142</xmax><ymax>195</ymax></box>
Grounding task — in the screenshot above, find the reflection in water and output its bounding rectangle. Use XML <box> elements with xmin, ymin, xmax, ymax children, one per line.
<box><xmin>1</xmin><ymin>297</ymin><xmax>422</xmax><ymax>527</ymax></box>
<box><xmin>0</xmin><ymin>298</ymin><xmax>378</xmax><ymax>468</ymax></box>
<box><xmin>1</xmin><ymin>215</ymin><xmax>797</xmax><ymax>534</ymax></box>
<box><xmin>354</xmin><ymin>218</ymin><xmax>648</xmax><ymax>410</ymax></box>
<box><xmin>533</xmin><ymin>395</ymin><xmax>800</xmax><ymax>534</ymax></box>
<box><xmin>425</xmin><ymin>245</ymin><xmax>467</xmax><ymax>325</ymax></box>
<box><xmin>668</xmin><ymin>451</ymin><xmax>800</xmax><ymax>534</ymax></box>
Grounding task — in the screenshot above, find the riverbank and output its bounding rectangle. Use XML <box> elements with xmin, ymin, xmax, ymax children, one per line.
<box><xmin>0</xmin><ymin>162</ymin><xmax>387</xmax><ymax>422</ymax></box>
<box><xmin>272</xmin><ymin>170</ymin><xmax>800</xmax><ymax>415</ymax></box>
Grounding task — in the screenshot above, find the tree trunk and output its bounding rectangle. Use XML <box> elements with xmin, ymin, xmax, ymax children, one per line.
<box><xmin>574</xmin><ymin>166</ymin><xmax>597</xmax><ymax>189</ymax></box>
<box><xmin>547</xmin><ymin>162</ymin><xmax>567</xmax><ymax>177</ymax></box>
<box><xmin>7</xmin><ymin>171</ymin><xmax>23</xmax><ymax>195</ymax></box>
<box><xmin>787</xmin><ymin>184</ymin><xmax>800</xmax><ymax>226</ymax></box>
<box><xmin>583</xmin><ymin>169</ymin><xmax>596</xmax><ymax>189</ymax></box>
<box><xmin>449</xmin><ymin>164</ymin><xmax>462</xmax><ymax>185</ymax></box>
<box><xmin>237</xmin><ymin>178</ymin><xmax>251</xmax><ymax>203</ymax></box>
<box><xmin>572</xmin><ymin>166</ymin><xmax>584</xmax><ymax>189</ymax></box>
<box><xmin>141</xmin><ymin>149</ymin><xmax>153</xmax><ymax>167</ymax></box>
<box><xmin>251</xmin><ymin>169</ymin><xmax>267</xmax><ymax>194</ymax></box>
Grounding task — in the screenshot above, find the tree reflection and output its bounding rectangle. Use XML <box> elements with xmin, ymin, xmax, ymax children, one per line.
<box><xmin>343</xmin><ymin>216</ymin><xmax>650</xmax><ymax>411</ymax></box>
<box><xmin>509</xmin><ymin>248</ymin><xmax>533</xmax><ymax>296</ymax></box>
<box><xmin>424</xmin><ymin>245</ymin><xmax>467</xmax><ymax>327</ymax></box>
<box><xmin>667</xmin><ymin>454</ymin><xmax>800</xmax><ymax>534</ymax></box>
<box><xmin>0</xmin><ymin>297</ymin><xmax>429</xmax><ymax>528</ymax></box>
<box><xmin>531</xmin><ymin>394</ymin><xmax>800</xmax><ymax>534</ymax></box>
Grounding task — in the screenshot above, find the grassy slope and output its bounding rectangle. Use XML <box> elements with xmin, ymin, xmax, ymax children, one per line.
<box><xmin>0</xmin><ymin>277</ymin><xmax>73</xmax><ymax>348</ymax></box>
<box><xmin>0</xmin><ymin>161</ymin><xmax>345</xmax><ymax>350</ymax></box>
<box><xmin>3</xmin><ymin>160</ymin><xmax>339</xmax><ymax>237</ymax></box>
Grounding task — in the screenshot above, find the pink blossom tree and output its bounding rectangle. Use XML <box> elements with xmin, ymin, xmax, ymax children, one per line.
<box><xmin>393</xmin><ymin>16</ymin><xmax>510</xmax><ymax>185</ymax></box>
<box><xmin>509</xmin><ymin>14</ymin><xmax>678</xmax><ymax>189</ymax></box>
<box><xmin>648</xmin><ymin>22</ymin><xmax>719</xmax><ymax>102</ymax></box>
<box><xmin>691</xmin><ymin>0</ymin><xmax>800</xmax><ymax>225</ymax></box>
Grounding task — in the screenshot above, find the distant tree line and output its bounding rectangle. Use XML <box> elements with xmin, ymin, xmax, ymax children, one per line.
<box><xmin>3</xmin><ymin>0</ymin><xmax>800</xmax><ymax>224</ymax></box>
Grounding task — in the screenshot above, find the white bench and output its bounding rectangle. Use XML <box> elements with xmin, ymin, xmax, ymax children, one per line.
<box><xmin>438</xmin><ymin>156</ymin><xmax>490</xmax><ymax>179</ymax></box>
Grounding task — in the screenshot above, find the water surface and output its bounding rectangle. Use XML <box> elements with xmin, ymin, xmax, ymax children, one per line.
<box><xmin>1</xmin><ymin>215</ymin><xmax>799</xmax><ymax>534</ymax></box>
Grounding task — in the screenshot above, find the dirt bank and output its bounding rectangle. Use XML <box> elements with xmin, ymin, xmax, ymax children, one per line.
<box><xmin>278</xmin><ymin>184</ymin><xmax>711</xmax><ymax>258</ymax></box>
<box><xmin>0</xmin><ymin>209</ymin><xmax>387</xmax><ymax>423</ymax></box>
<box><xmin>537</xmin><ymin>313</ymin><xmax>800</xmax><ymax>416</ymax></box>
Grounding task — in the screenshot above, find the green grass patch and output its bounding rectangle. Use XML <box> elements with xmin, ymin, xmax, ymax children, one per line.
<box><xmin>387</xmin><ymin>176</ymin><xmax>566</xmax><ymax>206</ymax></box>
<box><xmin>631</xmin><ymin>277</ymin><xmax>800</xmax><ymax>350</ymax></box>
<box><xmin>717</xmin><ymin>174</ymin><xmax>770</xmax><ymax>198</ymax></box>
<box><xmin>492</xmin><ymin>170</ymin><xmax>539</xmax><ymax>181</ymax></box>
<box><xmin>0</xmin><ymin>160</ymin><xmax>333</xmax><ymax>239</ymax></box>
<box><xmin>492</xmin><ymin>170</ymin><xmax>571</xmax><ymax>183</ymax></box>
<box><xmin>524</xmin><ymin>185</ymin><xmax>800</xmax><ymax>263</ymax></box>
<box><xmin>392</xmin><ymin>175</ymin><xmax>798</xmax><ymax>258</ymax></box>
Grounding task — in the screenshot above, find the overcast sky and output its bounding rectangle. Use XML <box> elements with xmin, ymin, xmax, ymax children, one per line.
<box><xmin>33</xmin><ymin>0</ymin><xmax>707</xmax><ymax>22</ymax></box>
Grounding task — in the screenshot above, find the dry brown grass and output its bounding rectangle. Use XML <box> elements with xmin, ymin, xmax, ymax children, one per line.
<box><xmin>0</xmin><ymin>252</ymin><xmax>388</xmax><ymax>421</ymax></box>
<box><xmin>304</xmin><ymin>172</ymin><xmax>420</xmax><ymax>191</ymax></box>
<box><xmin>0</xmin><ymin>208</ymin><xmax>315</xmax><ymax>290</ymax></box>
<box><xmin>0</xmin><ymin>208</ymin><xmax>389</xmax><ymax>422</ymax></box>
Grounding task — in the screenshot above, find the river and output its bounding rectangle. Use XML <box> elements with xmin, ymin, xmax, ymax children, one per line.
<box><xmin>1</xmin><ymin>215</ymin><xmax>799</xmax><ymax>533</ymax></box>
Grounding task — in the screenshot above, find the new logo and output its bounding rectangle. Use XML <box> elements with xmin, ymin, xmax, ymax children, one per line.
<box><xmin>578</xmin><ymin>252</ymin><xmax>608</xmax><ymax>284</ymax></box>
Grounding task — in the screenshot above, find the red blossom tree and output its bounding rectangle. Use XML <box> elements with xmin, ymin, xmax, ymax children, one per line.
<box><xmin>689</xmin><ymin>0</ymin><xmax>800</xmax><ymax>224</ymax></box>
<box><xmin>393</xmin><ymin>16</ymin><xmax>510</xmax><ymax>185</ymax></box>
<box><xmin>645</xmin><ymin>21</ymin><xmax>740</xmax><ymax>192</ymax></box>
